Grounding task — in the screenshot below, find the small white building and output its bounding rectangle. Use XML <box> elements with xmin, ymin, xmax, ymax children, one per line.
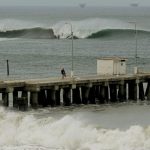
<box><xmin>97</xmin><ymin>57</ymin><xmax>127</xmax><ymax>75</ymax></box>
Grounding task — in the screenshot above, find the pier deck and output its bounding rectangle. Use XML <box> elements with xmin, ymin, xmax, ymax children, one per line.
<box><xmin>0</xmin><ymin>73</ymin><xmax>150</xmax><ymax>110</ymax></box>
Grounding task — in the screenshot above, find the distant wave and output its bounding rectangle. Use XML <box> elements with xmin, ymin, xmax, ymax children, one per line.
<box><xmin>87</xmin><ymin>29</ymin><xmax>150</xmax><ymax>39</ymax></box>
<box><xmin>0</xmin><ymin>28</ymin><xmax>150</xmax><ymax>40</ymax></box>
<box><xmin>0</xmin><ymin>18</ymin><xmax>150</xmax><ymax>39</ymax></box>
<box><xmin>0</xmin><ymin>27</ymin><xmax>56</xmax><ymax>39</ymax></box>
<box><xmin>52</xmin><ymin>18</ymin><xmax>150</xmax><ymax>39</ymax></box>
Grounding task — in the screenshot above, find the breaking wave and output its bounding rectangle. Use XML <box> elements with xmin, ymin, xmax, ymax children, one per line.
<box><xmin>87</xmin><ymin>29</ymin><xmax>150</xmax><ymax>39</ymax></box>
<box><xmin>0</xmin><ymin>18</ymin><xmax>150</xmax><ymax>39</ymax></box>
<box><xmin>0</xmin><ymin>104</ymin><xmax>150</xmax><ymax>150</ymax></box>
<box><xmin>1</xmin><ymin>28</ymin><xmax>150</xmax><ymax>40</ymax></box>
<box><xmin>0</xmin><ymin>27</ymin><xmax>56</xmax><ymax>39</ymax></box>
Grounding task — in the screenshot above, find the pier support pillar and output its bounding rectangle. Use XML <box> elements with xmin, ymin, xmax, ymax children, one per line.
<box><xmin>46</xmin><ymin>86</ymin><xmax>61</xmax><ymax>106</ymax></box>
<box><xmin>118</xmin><ymin>81</ymin><xmax>126</xmax><ymax>102</ymax></box>
<box><xmin>17</xmin><ymin>97</ymin><xmax>28</xmax><ymax>111</ymax></box>
<box><xmin>38</xmin><ymin>90</ymin><xmax>47</xmax><ymax>107</ymax></box>
<box><xmin>81</xmin><ymin>87</ymin><xmax>90</xmax><ymax>104</ymax></box>
<box><xmin>22</xmin><ymin>90</ymin><xmax>28</xmax><ymax>98</ymax></box>
<box><xmin>30</xmin><ymin>87</ymin><xmax>40</xmax><ymax>108</ymax></box>
<box><xmin>109</xmin><ymin>84</ymin><xmax>117</xmax><ymax>102</ymax></box>
<box><xmin>47</xmin><ymin>89</ymin><xmax>57</xmax><ymax>107</ymax></box>
<box><xmin>13</xmin><ymin>90</ymin><xmax>18</xmax><ymax>108</ymax></box>
<box><xmin>17</xmin><ymin>90</ymin><xmax>28</xmax><ymax>111</ymax></box>
<box><xmin>18</xmin><ymin>90</ymin><xmax>28</xmax><ymax>111</ymax></box>
<box><xmin>146</xmin><ymin>82</ymin><xmax>150</xmax><ymax>100</ymax></box>
<box><xmin>31</xmin><ymin>92</ymin><xmax>39</xmax><ymax>108</ymax></box>
<box><xmin>128</xmin><ymin>80</ymin><xmax>138</xmax><ymax>100</ymax></box>
<box><xmin>81</xmin><ymin>83</ymin><xmax>92</xmax><ymax>104</ymax></box>
<box><xmin>95</xmin><ymin>86</ymin><xmax>100</xmax><ymax>100</ymax></box>
<box><xmin>63</xmin><ymin>88</ymin><xmax>71</xmax><ymax>106</ymax></box>
<box><xmin>72</xmin><ymin>87</ymin><xmax>81</xmax><ymax>104</ymax></box>
<box><xmin>55</xmin><ymin>89</ymin><xmax>61</xmax><ymax>106</ymax></box>
<box><xmin>139</xmin><ymin>82</ymin><xmax>145</xmax><ymax>100</ymax></box>
<box><xmin>6</xmin><ymin>87</ymin><xmax>14</xmax><ymax>107</ymax></box>
<box><xmin>88</xmin><ymin>86</ymin><xmax>96</xmax><ymax>104</ymax></box>
<box><xmin>2</xmin><ymin>91</ymin><xmax>9</xmax><ymax>106</ymax></box>
<box><xmin>99</xmin><ymin>83</ymin><xmax>109</xmax><ymax>104</ymax></box>
<box><xmin>128</xmin><ymin>82</ymin><xmax>134</xmax><ymax>100</ymax></box>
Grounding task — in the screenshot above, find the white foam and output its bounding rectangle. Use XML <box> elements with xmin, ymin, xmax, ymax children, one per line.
<box><xmin>0</xmin><ymin>18</ymin><xmax>148</xmax><ymax>39</ymax></box>
<box><xmin>52</xmin><ymin>18</ymin><xmax>136</xmax><ymax>38</ymax></box>
<box><xmin>0</xmin><ymin>106</ymin><xmax>150</xmax><ymax>150</ymax></box>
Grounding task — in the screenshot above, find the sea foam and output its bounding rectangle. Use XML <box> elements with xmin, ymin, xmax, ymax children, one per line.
<box><xmin>0</xmin><ymin>106</ymin><xmax>150</xmax><ymax>150</ymax></box>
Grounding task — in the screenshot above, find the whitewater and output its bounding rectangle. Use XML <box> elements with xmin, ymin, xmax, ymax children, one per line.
<box><xmin>0</xmin><ymin>18</ymin><xmax>149</xmax><ymax>39</ymax></box>
<box><xmin>1</xmin><ymin>103</ymin><xmax>150</xmax><ymax>150</ymax></box>
<box><xmin>0</xmin><ymin>6</ymin><xmax>150</xmax><ymax>150</ymax></box>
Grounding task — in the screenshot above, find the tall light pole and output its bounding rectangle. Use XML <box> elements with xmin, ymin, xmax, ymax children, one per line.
<box><xmin>65</xmin><ymin>23</ymin><xmax>74</xmax><ymax>77</ymax></box>
<box><xmin>129</xmin><ymin>21</ymin><xmax>138</xmax><ymax>73</ymax></box>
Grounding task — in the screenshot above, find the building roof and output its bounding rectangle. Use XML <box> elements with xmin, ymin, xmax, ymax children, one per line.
<box><xmin>97</xmin><ymin>56</ymin><xmax>127</xmax><ymax>61</ymax></box>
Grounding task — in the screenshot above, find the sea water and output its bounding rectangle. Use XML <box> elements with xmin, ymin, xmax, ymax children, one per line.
<box><xmin>0</xmin><ymin>6</ymin><xmax>150</xmax><ymax>150</ymax></box>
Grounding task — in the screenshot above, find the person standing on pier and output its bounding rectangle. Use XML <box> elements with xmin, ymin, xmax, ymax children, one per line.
<box><xmin>61</xmin><ymin>68</ymin><xmax>66</xmax><ymax>79</ymax></box>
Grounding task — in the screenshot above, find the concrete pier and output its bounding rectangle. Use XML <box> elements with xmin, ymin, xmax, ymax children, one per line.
<box><xmin>0</xmin><ymin>73</ymin><xmax>150</xmax><ymax>110</ymax></box>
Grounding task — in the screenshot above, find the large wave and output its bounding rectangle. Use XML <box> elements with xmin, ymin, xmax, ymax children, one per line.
<box><xmin>87</xmin><ymin>29</ymin><xmax>150</xmax><ymax>39</ymax></box>
<box><xmin>0</xmin><ymin>28</ymin><xmax>150</xmax><ymax>39</ymax></box>
<box><xmin>0</xmin><ymin>19</ymin><xmax>56</xmax><ymax>39</ymax></box>
<box><xmin>52</xmin><ymin>18</ymin><xmax>150</xmax><ymax>39</ymax></box>
<box><xmin>0</xmin><ymin>27</ymin><xmax>56</xmax><ymax>39</ymax></box>
<box><xmin>0</xmin><ymin>18</ymin><xmax>150</xmax><ymax>39</ymax></box>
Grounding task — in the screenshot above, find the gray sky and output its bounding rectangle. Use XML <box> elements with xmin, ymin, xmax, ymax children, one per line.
<box><xmin>0</xmin><ymin>0</ymin><xmax>149</xmax><ymax>7</ymax></box>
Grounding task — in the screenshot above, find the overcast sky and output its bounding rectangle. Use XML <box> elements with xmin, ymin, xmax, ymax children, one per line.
<box><xmin>0</xmin><ymin>0</ymin><xmax>149</xmax><ymax>7</ymax></box>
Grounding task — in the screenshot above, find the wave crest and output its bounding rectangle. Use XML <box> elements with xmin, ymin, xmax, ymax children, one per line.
<box><xmin>0</xmin><ymin>27</ymin><xmax>56</xmax><ymax>39</ymax></box>
<box><xmin>87</xmin><ymin>29</ymin><xmax>150</xmax><ymax>38</ymax></box>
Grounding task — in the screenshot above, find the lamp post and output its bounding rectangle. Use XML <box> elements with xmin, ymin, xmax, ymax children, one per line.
<box><xmin>65</xmin><ymin>23</ymin><xmax>74</xmax><ymax>77</ymax></box>
<box><xmin>129</xmin><ymin>21</ymin><xmax>138</xmax><ymax>73</ymax></box>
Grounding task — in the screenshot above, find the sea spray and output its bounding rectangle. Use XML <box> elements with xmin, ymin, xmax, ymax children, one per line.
<box><xmin>51</xmin><ymin>18</ymin><xmax>146</xmax><ymax>38</ymax></box>
<box><xmin>0</xmin><ymin>104</ymin><xmax>150</xmax><ymax>150</ymax></box>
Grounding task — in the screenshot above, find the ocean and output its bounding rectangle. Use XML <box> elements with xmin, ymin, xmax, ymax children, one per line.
<box><xmin>0</xmin><ymin>6</ymin><xmax>150</xmax><ymax>150</ymax></box>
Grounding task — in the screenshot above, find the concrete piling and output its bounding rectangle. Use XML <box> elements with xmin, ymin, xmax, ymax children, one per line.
<box><xmin>28</xmin><ymin>86</ymin><xmax>40</xmax><ymax>108</ymax></box>
<box><xmin>109</xmin><ymin>84</ymin><xmax>118</xmax><ymax>102</ymax></box>
<box><xmin>72</xmin><ymin>87</ymin><xmax>81</xmax><ymax>104</ymax></box>
<box><xmin>47</xmin><ymin>89</ymin><xmax>57</xmax><ymax>107</ymax></box>
<box><xmin>146</xmin><ymin>82</ymin><xmax>150</xmax><ymax>100</ymax></box>
<box><xmin>128</xmin><ymin>81</ymin><xmax>136</xmax><ymax>100</ymax></box>
<box><xmin>13</xmin><ymin>90</ymin><xmax>18</xmax><ymax>108</ymax></box>
<box><xmin>118</xmin><ymin>81</ymin><xmax>126</xmax><ymax>102</ymax></box>
<box><xmin>139</xmin><ymin>82</ymin><xmax>145</xmax><ymax>100</ymax></box>
<box><xmin>38</xmin><ymin>90</ymin><xmax>47</xmax><ymax>107</ymax></box>
<box><xmin>88</xmin><ymin>86</ymin><xmax>96</xmax><ymax>104</ymax></box>
<box><xmin>2</xmin><ymin>91</ymin><xmax>8</xmax><ymax>106</ymax></box>
<box><xmin>17</xmin><ymin>97</ymin><xmax>28</xmax><ymax>111</ymax></box>
<box><xmin>30</xmin><ymin>91</ymin><xmax>39</xmax><ymax>108</ymax></box>
<box><xmin>63</xmin><ymin>88</ymin><xmax>71</xmax><ymax>106</ymax></box>
<box><xmin>7</xmin><ymin>87</ymin><xmax>14</xmax><ymax>107</ymax></box>
<box><xmin>81</xmin><ymin>86</ymin><xmax>90</xmax><ymax>104</ymax></box>
<box><xmin>99</xmin><ymin>83</ymin><xmax>109</xmax><ymax>104</ymax></box>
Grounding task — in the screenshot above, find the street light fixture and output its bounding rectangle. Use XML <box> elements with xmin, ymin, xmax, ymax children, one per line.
<box><xmin>129</xmin><ymin>21</ymin><xmax>138</xmax><ymax>73</ymax></box>
<box><xmin>65</xmin><ymin>22</ymin><xmax>74</xmax><ymax>77</ymax></box>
